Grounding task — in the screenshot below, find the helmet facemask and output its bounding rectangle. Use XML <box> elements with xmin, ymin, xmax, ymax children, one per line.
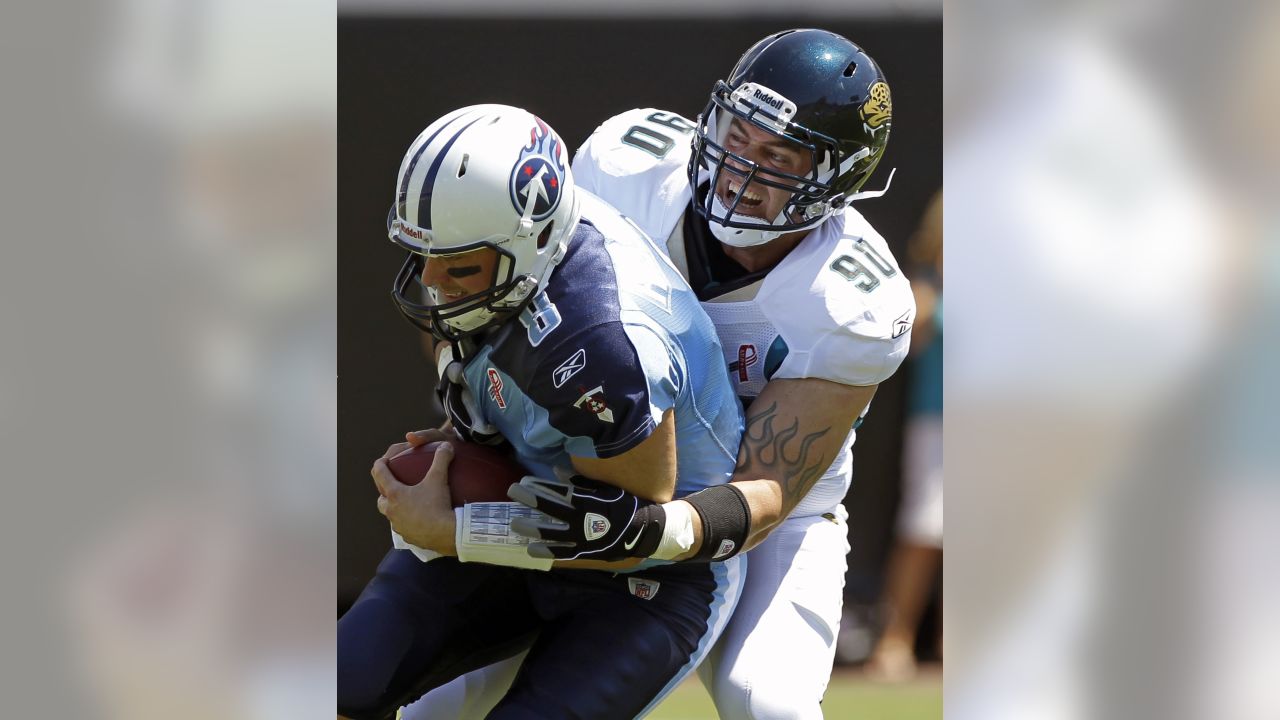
<box><xmin>689</xmin><ymin>80</ymin><xmax>891</xmax><ymax>248</ymax></box>
<box><xmin>389</xmin><ymin>208</ymin><xmax>561</xmax><ymax>343</ymax></box>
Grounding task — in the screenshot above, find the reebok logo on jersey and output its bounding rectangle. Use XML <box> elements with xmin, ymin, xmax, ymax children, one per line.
<box><xmin>584</xmin><ymin>513</ymin><xmax>610</xmax><ymax>541</ymax></box>
<box><xmin>713</xmin><ymin>539</ymin><xmax>737</xmax><ymax>559</ymax></box>
<box><xmin>627</xmin><ymin>577</ymin><xmax>660</xmax><ymax>600</ymax></box>
<box><xmin>893</xmin><ymin>310</ymin><xmax>913</xmax><ymax>339</ymax></box>
<box><xmin>487</xmin><ymin>368</ymin><xmax>507</xmax><ymax>409</ymax></box>
<box><xmin>552</xmin><ymin>348</ymin><xmax>586</xmax><ymax>388</ymax></box>
<box><xmin>573</xmin><ymin>385</ymin><xmax>614</xmax><ymax>423</ymax></box>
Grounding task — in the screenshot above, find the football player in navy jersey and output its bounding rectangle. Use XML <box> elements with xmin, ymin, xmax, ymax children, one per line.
<box><xmin>336</xmin><ymin>104</ymin><xmax>748</xmax><ymax>720</ymax></box>
<box><xmin>399</xmin><ymin>30</ymin><xmax>916</xmax><ymax>720</ymax></box>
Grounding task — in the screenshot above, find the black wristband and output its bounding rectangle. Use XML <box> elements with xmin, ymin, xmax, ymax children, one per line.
<box><xmin>685</xmin><ymin>484</ymin><xmax>752</xmax><ymax>561</ymax></box>
<box><xmin>627</xmin><ymin>504</ymin><xmax>666</xmax><ymax>558</ymax></box>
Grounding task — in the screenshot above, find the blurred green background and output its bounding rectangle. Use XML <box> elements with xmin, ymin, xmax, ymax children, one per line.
<box><xmin>650</xmin><ymin>671</ymin><xmax>942</xmax><ymax>719</ymax></box>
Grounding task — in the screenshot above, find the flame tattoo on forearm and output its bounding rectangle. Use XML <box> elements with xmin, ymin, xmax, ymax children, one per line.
<box><xmin>735</xmin><ymin>401</ymin><xmax>832</xmax><ymax>511</ymax></box>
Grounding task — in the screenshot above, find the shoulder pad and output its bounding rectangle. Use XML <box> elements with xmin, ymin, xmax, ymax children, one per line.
<box><xmin>575</xmin><ymin>108</ymin><xmax>697</xmax><ymax>178</ymax></box>
<box><xmin>526</xmin><ymin>321</ymin><xmax>675</xmax><ymax>459</ymax></box>
<box><xmin>761</xmin><ymin>208</ymin><xmax>917</xmax><ymax>386</ymax></box>
<box><xmin>572</xmin><ymin>108</ymin><xmax>697</xmax><ymax>242</ymax></box>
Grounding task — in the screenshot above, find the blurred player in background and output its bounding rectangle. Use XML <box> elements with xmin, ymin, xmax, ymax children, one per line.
<box><xmin>65</xmin><ymin>1</ymin><xmax>336</xmax><ymax>718</ymax></box>
<box><xmin>403</xmin><ymin>29</ymin><xmax>914</xmax><ymax>720</ymax></box>
<box><xmin>867</xmin><ymin>189</ymin><xmax>943</xmax><ymax>681</ymax></box>
<box><xmin>337</xmin><ymin>104</ymin><xmax>747</xmax><ymax>720</ymax></box>
<box><xmin>944</xmin><ymin>4</ymin><xmax>1229</xmax><ymax>716</ymax></box>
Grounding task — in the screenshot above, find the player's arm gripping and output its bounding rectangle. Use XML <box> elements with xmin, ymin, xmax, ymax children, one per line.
<box><xmin>726</xmin><ymin>377</ymin><xmax>876</xmax><ymax>551</ymax></box>
<box><xmin>511</xmin><ymin>377</ymin><xmax>875</xmax><ymax>562</ymax></box>
<box><xmin>633</xmin><ymin>377</ymin><xmax>874</xmax><ymax>561</ymax></box>
<box><xmin>509</xmin><ymin>408</ymin><xmax>680</xmax><ymax>570</ymax></box>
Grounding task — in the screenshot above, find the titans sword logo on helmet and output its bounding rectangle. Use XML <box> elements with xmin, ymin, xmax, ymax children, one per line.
<box><xmin>509</xmin><ymin>117</ymin><xmax>565</xmax><ymax>221</ymax></box>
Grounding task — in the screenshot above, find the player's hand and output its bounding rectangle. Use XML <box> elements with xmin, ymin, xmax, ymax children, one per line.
<box><xmin>380</xmin><ymin>426</ymin><xmax>459</xmax><ymax>460</ymax></box>
<box><xmin>508</xmin><ymin>474</ymin><xmax>664</xmax><ymax>561</ymax></box>
<box><xmin>372</xmin><ymin>444</ymin><xmax>457</xmax><ymax>555</ymax></box>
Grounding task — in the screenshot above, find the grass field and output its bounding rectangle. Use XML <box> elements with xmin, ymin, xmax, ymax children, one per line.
<box><xmin>648</xmin><ymin>667</ymin><xmax>942</xmax><ymax>720</ymax></box>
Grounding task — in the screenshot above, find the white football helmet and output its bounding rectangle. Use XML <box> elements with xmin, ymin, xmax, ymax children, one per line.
<box><xmin>389</xmin><ymin>104</ymin><xmax>580</xmax><ymax>341</ymax></box>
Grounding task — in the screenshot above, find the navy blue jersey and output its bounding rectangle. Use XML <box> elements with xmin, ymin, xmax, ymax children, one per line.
<box><xmin>460</xmin><ymin>190</ymin><xmax>742</xmax><ymax>497</ymax></box>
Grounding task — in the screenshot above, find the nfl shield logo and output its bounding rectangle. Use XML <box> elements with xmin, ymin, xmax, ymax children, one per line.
<box><xmin>713</xmin><ymin>539</ymin><xmax>737</xmax><ymax>559</ymax></box>
<box><xmin>584</xmin><ymin>512</ymin><xmax>610</xmax><ymax>541</ymax></box>
<box><xmin>627</xmin><ymin>577</ymin><xmax>660</xmax><ymax>601</ymax></box>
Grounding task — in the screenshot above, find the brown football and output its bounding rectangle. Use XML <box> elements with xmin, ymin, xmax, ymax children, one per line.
<box><xmin>386</xmin><ymin>441</ymin><xmax>527</xmax><ymax>507</ymax></box>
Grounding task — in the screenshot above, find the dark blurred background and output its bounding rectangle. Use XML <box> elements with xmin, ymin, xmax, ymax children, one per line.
<box><xmin>338</xmin><ymin>10</ymin><xmax>941</xmax><ymax>666</ymax></box>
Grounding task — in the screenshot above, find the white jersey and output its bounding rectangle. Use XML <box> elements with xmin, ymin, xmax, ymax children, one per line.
<box><xmin>575</xmin><ymin>108</ymin><xmax>915</xmax><ymax>516</ymax></box>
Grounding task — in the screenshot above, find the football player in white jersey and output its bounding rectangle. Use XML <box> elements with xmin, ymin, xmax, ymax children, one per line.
<box><xmin>399</xmin><ymin>28</ymin><xmax>916</xmax><ymax>720</ymax></box>
<box><xmin>545</xmin><ymin>29</ymin><xmax>916</xmax><ymax>719</ymax></box>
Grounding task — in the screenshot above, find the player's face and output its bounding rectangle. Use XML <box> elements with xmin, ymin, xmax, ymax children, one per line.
<box><xmin>420</xmin><ymin>247</ymin><xmax>500</xmax><ymax>303</ymax></box>
<box><xmin>716</xmin><ymin>118</ymin><xmax>812</xmax><ymax>221</ymax></box>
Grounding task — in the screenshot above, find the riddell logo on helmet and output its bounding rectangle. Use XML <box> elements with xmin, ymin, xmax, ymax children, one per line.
<box><xmin>752</xmin><ymin>88</ymin><xmax>785</xmax><ymax>110</ymax></box>
<box><xmin>394</xmin><ymin>221</ymin><xmax>425</xmax><ymax>241</ymax></box>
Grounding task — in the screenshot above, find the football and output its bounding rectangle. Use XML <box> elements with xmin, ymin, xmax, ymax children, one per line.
<box><xmin>387</xmin><ymin>441</ymin><xmax>527</xmax><ymax>507</ymax></box>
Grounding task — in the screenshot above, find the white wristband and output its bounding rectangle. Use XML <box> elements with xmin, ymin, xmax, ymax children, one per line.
<box><xmin>652</xmin><ymin>500</ymin><xmax>696</xmax><ymax>561</ymax></box>
<box><xmin>390</xmin><ymin>529</ymin><xmax>444</xmax><ymax>564</ymax></box>
<box><xmin>455</xmin><ymin>503</ymin><xmax>554</xmax><ymax>571</ymax></box>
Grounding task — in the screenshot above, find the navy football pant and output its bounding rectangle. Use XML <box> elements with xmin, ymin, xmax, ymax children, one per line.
<box><xmin>337</xmin><ymin>549</ymin><xmax>742</xmax><ymax>720</ymax></box>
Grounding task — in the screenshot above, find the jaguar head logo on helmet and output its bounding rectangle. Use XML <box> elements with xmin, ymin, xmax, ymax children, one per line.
<box><xmin>388</xmin><ymin>104</ymin><xmax>580</xmax><ymax>345</ymax></box>
<box><xmin>860</xmin><ymin>81</ymin><xmax>893</xmax><ymax>132</ymax></box>
<box><xmin>687</xmin><ymin>29</ymin><xmax>895</xmax><ymax>248</ymax></box>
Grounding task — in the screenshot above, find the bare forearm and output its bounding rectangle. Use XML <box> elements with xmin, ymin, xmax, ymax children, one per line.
<box><xmin>737</xmin><ymin>478</ymin><xmax>786</xmax><ymax>550</ymax></box>
<box><xmin>509</xmin><ymin>383</ymin><xmax>867</xmax><ymax>566</ymax></box>
<box><xmin>667</xmin><ymin>384</ymin><xmax>872</xmax><ymax>559</ymax></box>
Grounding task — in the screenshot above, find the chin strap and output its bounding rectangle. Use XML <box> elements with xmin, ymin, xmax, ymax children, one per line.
<box><xmin>436</xmin><ymin>343</ymin><xmax>505</xmax><ymax>446</ymax></box>
<box><xmin>842</xmin><ymin>167</ymin><xmax>896</xmax><ymax>204</ymax></box>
